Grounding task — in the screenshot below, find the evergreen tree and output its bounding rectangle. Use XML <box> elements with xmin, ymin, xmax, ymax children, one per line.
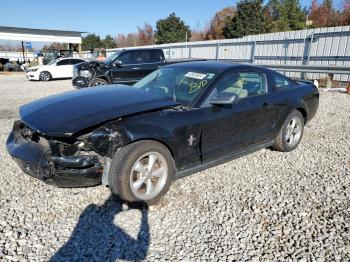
<box><xmin>267</xmin><ymin>0</ymin><xmax>306</xmax><ymax>31</ymax></box>
<box><xmin>82</xmin><ymin>34</ymin><xmax>102</xmax><ymax>51</ymax></box>
<box><xmin>154</xmin><ymin>13</ymin><xmax>191</xmax><ymax>44</ymax></box>
<box><xmin>102</xmin><ymin>35</ymin><xmax>117</xmax><ymax>49</ymax></box>
<box><xmin>223</xmin><ymin>0</ymin><xmax>270</xmax><ymax>38</ymax></box>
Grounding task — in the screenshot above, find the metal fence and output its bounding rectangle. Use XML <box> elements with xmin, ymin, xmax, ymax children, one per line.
<box><xmin>0</xmin><ymin>51</ymin><xmax>35</xmax><ymax>61</ymax></box>
<box><xmin>2</xmin><ymin>25</ymin><xmax>350</xmax><ymax>81</ymax></box>
<box><xmin>100</xmin><ymin>25</ymin><xmax>350</xmax><ymax>82</ymax></box>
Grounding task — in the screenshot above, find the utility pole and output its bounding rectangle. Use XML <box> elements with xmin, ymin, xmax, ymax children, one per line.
<box><xmin>21</xmin><ymin>41</ymin><xmax>25</xmax><ymax>63</ymax></box>
<box><xmin>185</xmin><ymin>31</ymin><xmax>188</xmax><ymax>57</ymax></box>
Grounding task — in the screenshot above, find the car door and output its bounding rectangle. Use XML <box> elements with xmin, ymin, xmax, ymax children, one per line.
<box><xmin>200</xmin><ymin>70</ymin><xmax>278</xmax><ymax>163</ymax></box>
<box><xmin>136</xmin><ymin>50</ymin><xmax>163</xmax><ymax>77</ymax></box>
<box><xmin>54</xmin><ymin>59</ymin><xmax>71</xmax><ymax>78</ymax></box>
<box><xmin>66</xmin><ymin>59</ymin><xmax>85</xmax><ymax>78</ymax></box>
<box><xmin>110</xmin><ymin>51</ymin><xmax>139</xmax><ymax>84</ymax></box>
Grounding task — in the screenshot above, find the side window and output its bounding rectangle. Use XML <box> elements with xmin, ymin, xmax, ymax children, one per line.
<box><xmin>71</xmin><ymin>59</ymin><xmax>84</xmax><ymax>65</ymax></box>
<box><xmin>273</xmin><ymin>73</ymin><xmax>295</xmax><ymax>90</ymax></box>
<box><xmin>149</xmin><ymin>50</ymin><xmax>162</xmax><ymax>63</ymax></box>
<box><xmin>213</xmin><ymin>71</ymin><xmax>267</xmax><ymax>99</ymax></box>
<box><xmin>56</xmin><ymin>60</ymin><xmax>69</xmax><ymax>66</ymax></box>
<box><xmin>140</xmin><ymin>51</ymin><xmax>152</xmax><ymax>63</ymax></box>
<box><xmin>135</xmin><ymin>51</ymin><xmax>150</xmax><ymax>64</ymax></box>
<box><xmin>118</xmin><ymin>52</ymin><xmax>136</xmax><ymax>64</ymax></box>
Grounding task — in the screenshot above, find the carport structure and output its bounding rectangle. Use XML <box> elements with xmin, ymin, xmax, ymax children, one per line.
<box><xmin>0</xmin><ymin>26</ymin><xmax>84</xmax><ymax>60</ymax></box>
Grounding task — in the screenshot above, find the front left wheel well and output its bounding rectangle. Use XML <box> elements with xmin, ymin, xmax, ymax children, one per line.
<box><xmin>296</xmin><ymin>107</ymin><xmax>307</xmax><ymax>123</ymax></box>
<box><xmin>125</xmin><ymin>138</ymin><xmax>176</xmax><ymax>164</ymax></box>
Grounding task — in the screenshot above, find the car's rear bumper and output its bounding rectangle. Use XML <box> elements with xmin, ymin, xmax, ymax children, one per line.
<box><xmin>6</xmin><ymin>121</ymin><xmax>102</xmax><ymax>187</ymax></box>
<box><xmin>72</xmin><ymin>76</ymin><xmax>89</xmax><ymax>88</ymax></box>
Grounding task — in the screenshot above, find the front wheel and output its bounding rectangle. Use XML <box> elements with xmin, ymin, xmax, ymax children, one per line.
<box><xmin>273</xmin><ymin>110</ymin><xmax>304</xmax><ymax>152</ymax></box>
<box><xmin>39</xmin><ymin>71</ymin><xmax>52</xmax><ymax>81</ymax></box>
<box><xmin>108</xmin><ymin>141</ymin><xmax>175</xmax><ymax>205</ymax></box>
<box><xmin>89</xmin><ymin>78</ymin><xmax>109</xmax><ymax>87</ymax></box>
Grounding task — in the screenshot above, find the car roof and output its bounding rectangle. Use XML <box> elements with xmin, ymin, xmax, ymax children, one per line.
<box><xmin>166</xmin><ymin>61</ymin><xmax>269</xmax><ymax>73</ymax></box>
<box><xmin>57</xmin><ymin>57</ymin><xmax>84</xmax><ymax>60</ymax></box>
<box><xmin>121</xmin><ymin>48</ymin><xmax>163</xmax><ymax>52</ymax></box>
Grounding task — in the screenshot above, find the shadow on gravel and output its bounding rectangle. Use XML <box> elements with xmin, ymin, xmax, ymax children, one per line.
<box><xmin>50</xmin><ymin>195</ymin><xmax>149</xmax><ymax>261</ymax></box>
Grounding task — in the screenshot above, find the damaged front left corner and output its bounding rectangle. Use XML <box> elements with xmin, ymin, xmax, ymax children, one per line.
<box><xmin>6</xmin><ymin>121</ymin><xmax>104</xmax><ymax>188</ymax></box>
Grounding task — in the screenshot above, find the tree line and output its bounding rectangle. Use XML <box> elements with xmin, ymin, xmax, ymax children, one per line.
<box><xmin>3</xmin><ymin>0</ymin><xmax>349</xmax><ymax>51</ymax></box>
<box><xmin>80</xmin><ymin>0</ymin><xmax>350</xmax><ymax>50</ymax></box>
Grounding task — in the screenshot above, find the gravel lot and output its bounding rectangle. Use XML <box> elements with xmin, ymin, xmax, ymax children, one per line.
<box><xmin>0</xmin><ymin>73</ymin><xmax>349</xmax><ymax>261</ymax></box>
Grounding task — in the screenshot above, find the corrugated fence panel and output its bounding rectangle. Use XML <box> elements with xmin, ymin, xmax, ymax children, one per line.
<box><xmin>190</xmin><ymin>45</ymin><xmax>217</xmax><ymax>59</ymax></box>
<box><xmin>1</xmin><ymin>26</ymin><xmax>349</xmax><ymax>81</ymax></box>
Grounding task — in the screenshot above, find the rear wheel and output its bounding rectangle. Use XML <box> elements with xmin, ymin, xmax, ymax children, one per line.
<box><xmin>89</xmin><ymin>78</ymin><xmax>109</xmax><ymax>87</ymax></box>
<box><xmin>39</xmin><ymin>71</ymin><xmax>52</xmax><ymax>81</ymax></box>
<box><xmin>108</xmin><ymin>140</ymin><xmax>175</xmax><ymax>205</ymax></box>
<box><xmin>273</xmin><ymin>110</ymin><xmax>304</xmax><ymax>152</ymax></box>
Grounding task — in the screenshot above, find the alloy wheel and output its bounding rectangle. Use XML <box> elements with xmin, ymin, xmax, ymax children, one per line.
<box><xmin>40</xmin><ymin>72</ymin><xmax>50</xmax><ymax>81</ymax></box>
<box><xmin>285</xmin><ymin>117</ymin><xmax>302</xmax><ymax>147</ymax></box>
<box><xmin>130</xmin><ymin>152</ymin><xmax>168</xmax><ymax>200</ymax></box>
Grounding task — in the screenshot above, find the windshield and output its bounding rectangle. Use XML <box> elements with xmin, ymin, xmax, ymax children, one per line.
<box><xmin>43</xmin><ymin>50</ymin><xmax>57</xmax><ymax>58</ymax></box>
<box><xmin>46</xmin><ymin>59</ymin><xmax>57</xmax><ymax>65</ymax></box>
<box><xmin>133</xmin><ymin>67</ymin><xmax>217</xmax><ymax>107</ymax></box>
<box><xmin>105</xmin><ymin>50</ymin><xmax>122</xmax><ymax>64</ymax></box>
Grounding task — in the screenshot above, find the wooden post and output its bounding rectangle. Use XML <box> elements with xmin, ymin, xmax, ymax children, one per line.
<box><xmin>347</xmin><ymin>82</ymin><xmax>350</xmax><ymax>95</ymax></box>
<box><xmin>326</xmin><ymin>74</ymin><xmax>334</xmax><ymax>89</ymax></box>
<box><xmin>21</xmin><ymin>41</ymin><xmax>25</xmax><ymax>63</ymax></box>
<box><xmin>215</xmin><ymin>43</ymin><xmax>220</xmax><ymax>61</ymax></box>
<box><xmin>78</xmin><ymin>44</ymin><xmax>82</xmax><ymax>58</ymax></box>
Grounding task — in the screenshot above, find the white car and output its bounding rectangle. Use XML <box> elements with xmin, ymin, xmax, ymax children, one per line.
<box><xmin>26</xmin><ymin>58</ymin><xmax>86</xmax><ymax>81</ymax></box>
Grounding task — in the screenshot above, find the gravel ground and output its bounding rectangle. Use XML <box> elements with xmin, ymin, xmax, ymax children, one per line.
<box><xmin>0</xmin><ymin>73</ymin><xmax>349</xmax><ymax>261</ymax></box>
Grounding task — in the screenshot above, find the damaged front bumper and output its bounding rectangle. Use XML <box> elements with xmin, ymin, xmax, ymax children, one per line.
<box><xmin>72</xmin><ymin>76</ymin><xmax>89</xmax><ymax>89</ymax></box>
<box><xmin>6</xmin><ymin>122</ymin><xmax>103</xmax><ymax>187</ymax></box>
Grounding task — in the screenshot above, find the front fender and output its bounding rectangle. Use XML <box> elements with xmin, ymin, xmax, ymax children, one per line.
<box><xmin>83</xmin><ymin>124</ymin><xmax>131</xmax><ymax>157</ymax></box>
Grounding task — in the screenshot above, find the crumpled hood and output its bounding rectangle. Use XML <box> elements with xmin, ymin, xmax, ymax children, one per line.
<box><xmin>78</xmin><ymin>60</ymin><xmax>109</xmax><ymax>70</ymax></box>
<box><xmin>20</xmin><ymin>85</ymin><xmax>177</xmax><ymax>137</ymax></box>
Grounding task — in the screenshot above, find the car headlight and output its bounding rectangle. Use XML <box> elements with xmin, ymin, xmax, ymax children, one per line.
<box><xmin>28</xmin><ymin>68</ymin><xmax>38</xmax><ymax>72</ymax></box>
<box><xmin>80</xmin><ymin>70</ymin><xmax>92</xmax><ymax>78</ymax></box>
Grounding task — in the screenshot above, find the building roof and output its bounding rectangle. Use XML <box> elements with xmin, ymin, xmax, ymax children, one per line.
<box><xmin>0</xmin><ymin>26</ymin><xmax>85</xmax><ymax>37</ymax></box>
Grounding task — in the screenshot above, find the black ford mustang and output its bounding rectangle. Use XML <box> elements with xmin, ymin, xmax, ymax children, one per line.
<box><xmin>6</xmin><ymin>61</ymin><xmax>319</xmax><ymax>205</ymax></box>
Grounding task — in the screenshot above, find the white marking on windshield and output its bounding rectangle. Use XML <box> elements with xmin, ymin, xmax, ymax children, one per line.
<box><xmin>185</xmin><ymin>72</ymin><xmax>207</xmax><ymax>80</ymax></box>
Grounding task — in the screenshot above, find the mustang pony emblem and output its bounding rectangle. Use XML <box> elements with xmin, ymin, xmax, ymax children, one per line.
<box><xmin>188</xmin><ymin>135</ymin><xmax>196</xmax><ymax>146</ymax></box>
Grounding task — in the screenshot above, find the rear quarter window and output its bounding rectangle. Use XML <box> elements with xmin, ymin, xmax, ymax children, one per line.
<box><xmin>273</xmin><ymin>73</ymin><xmax>296</xmax><ymax>90</ymax></box>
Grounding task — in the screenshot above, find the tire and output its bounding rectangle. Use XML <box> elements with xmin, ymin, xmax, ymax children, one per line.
<box><xmin>273</xmin><ymin>110</ymin><xmax>304</xmax><ymax>152</ymax></box>
<box><xmin>39</xmin><ymin>71</ymin><xmax>52</xmax><ymax>81</ymax></box>
<box><xmin>108</xmin><ymin>140</ymin><xmax>175</xmax><ymax>205</ymax></box>
<box><xmin>89</xmin><ymin>78</ymin><xmax>109</xmax><ymax>87</ymax></box>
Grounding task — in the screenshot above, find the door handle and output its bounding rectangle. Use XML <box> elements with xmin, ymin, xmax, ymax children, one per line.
<box><xmin>132</xmin><ymin>67</ymin><xmax>140</xmax><ymax>70</ymax></box>
<box><xmin>262</xmin><ymin>102</ymin><xmax>272</xmax><ymax>110</ymax></box>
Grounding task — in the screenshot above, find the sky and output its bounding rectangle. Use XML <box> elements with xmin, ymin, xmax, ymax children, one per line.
<box><xmin>0</xmin><ymin>0</ymin><xmax>318</xmax><ymax>49</ymax></box>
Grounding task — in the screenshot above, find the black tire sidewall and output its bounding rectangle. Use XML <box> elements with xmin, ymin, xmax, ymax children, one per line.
<box><xmin>109</xmin><ymin>141</ymin><xmax>175</xmax><ymax>205</ymax></box>
<box><xmin>89</xmin><ymin>78</ymin><xmax>108</xmax><ymax>87</ymax></box>
<box><xmin>280</xmin><ymin>110</ymin><xmax>304</xmax><ymax>152</ymax></box>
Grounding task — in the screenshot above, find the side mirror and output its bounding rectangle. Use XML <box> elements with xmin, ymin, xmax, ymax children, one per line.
<box><xmin>209</xmin><ymin>92</ymin><xmax>239</xmax><ymax>105</ymax></box>
<box><xmin>113</xmin><ymin>60</ymin><xmax>122</xmax><ymax>67</ymax></box>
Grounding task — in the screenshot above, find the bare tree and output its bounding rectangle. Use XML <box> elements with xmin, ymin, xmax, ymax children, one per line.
<box><xmin>137</xmin><ymin>23</ymin><xmax>154</xmax><ymax>46</ymax></box>
<box><xmin>206</xmin><ymin>7</ymin><xmax>236</xmax><ymax>40</ymax></box>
